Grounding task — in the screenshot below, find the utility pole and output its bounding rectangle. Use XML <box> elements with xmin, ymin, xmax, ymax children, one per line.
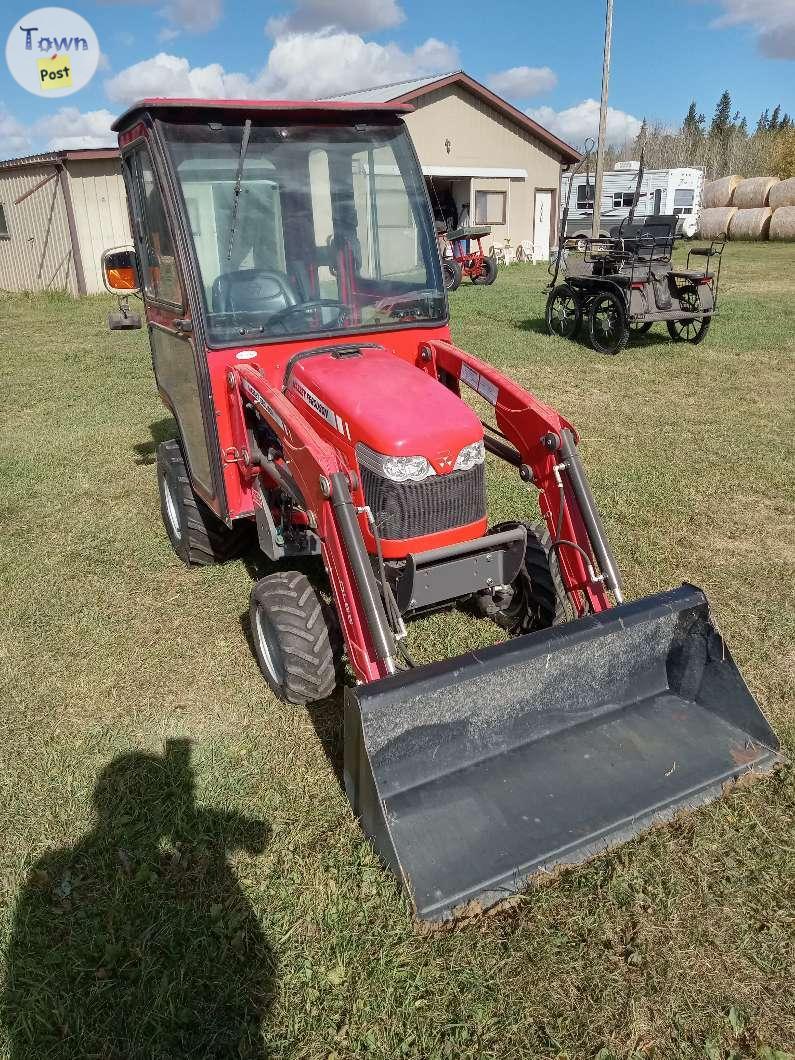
<box><xmin>591</xmin><ymin>0</ymin><xmax>614</xmax><ymax>238</ymax></box>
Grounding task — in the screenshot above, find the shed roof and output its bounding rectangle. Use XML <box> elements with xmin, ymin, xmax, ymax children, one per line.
<box><xmin>325</xmin><ymin>70</ymin><xmax>581</xmax><ymax>164</ymax></box>
<box><xmin>0</xmin><ymin>147</ymin><xmax>119</xmax><ymax>169</ymax></box>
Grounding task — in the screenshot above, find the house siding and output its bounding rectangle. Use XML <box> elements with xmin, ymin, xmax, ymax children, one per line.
<box><xmin>0</xmin><ymin>163</ymin><xmax>78</xmax><ymax>294</ymax></box>
<box><xmin>404</xmin><ymin>85</ymin><xmax>563</xmax><ymax>250</ymax></box>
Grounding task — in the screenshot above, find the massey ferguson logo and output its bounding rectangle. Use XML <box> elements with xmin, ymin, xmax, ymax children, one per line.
<box><xmin>436</xmin><ymin>452</ymin><xmax>453</xmax><ymax>470</ymax></box>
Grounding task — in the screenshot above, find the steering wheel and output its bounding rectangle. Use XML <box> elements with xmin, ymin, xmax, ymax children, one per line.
<box><xmin>267</xmin><ymin>300</ymin><xmax>350</xmax><ymax>333</ymax></box>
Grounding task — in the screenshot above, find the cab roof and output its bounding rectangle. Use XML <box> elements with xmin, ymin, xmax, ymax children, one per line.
<box><xmin>111</xmin><ymin>97</ymin><xmax>414</xmax><ymax>132</ymax></box>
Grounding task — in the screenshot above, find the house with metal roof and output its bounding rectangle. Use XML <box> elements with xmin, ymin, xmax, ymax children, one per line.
<box><xmin>327</xmin><ymin>70</ymin><xmax>580</xmax><ymax>260</ymax></box>
<box><xmin>0</xmin><ymin>148</ymin><xmax>130</xmax><ymax>294</ymax></box>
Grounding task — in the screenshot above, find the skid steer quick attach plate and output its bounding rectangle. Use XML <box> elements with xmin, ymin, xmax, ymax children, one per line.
<box><xmin>344</xmin><ymin>584</ymin><xmax>780</xmax><ymax>921</ymax></box>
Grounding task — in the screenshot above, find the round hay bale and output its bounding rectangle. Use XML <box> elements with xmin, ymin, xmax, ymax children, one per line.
<box><xmin>769</xmin><ymin>205</ymin><xmax>795</xmax><ymax>240</ymax></box>
<box><xmin>702</xmin><ymin>175</ymin><xmax>742</xmax><ymax>208</ymax></box>
<box><xmin>697</xmin><ymin>206</ymin><xmax>737</xmax><ymax>239</ymax></box>
<box><xmin>728</xmin><ymin>207</ymin><xmax>772</xmax><ymax>241</ymax></box>
<box><xmin>732</xmin><ymin>176</ymin><xmax>778</xmax><ymax>208</ymax></box>
<box><xmin>769</xmin><ymin>177</ymin><xmax>795</xmax><ymax>210</ymax></box>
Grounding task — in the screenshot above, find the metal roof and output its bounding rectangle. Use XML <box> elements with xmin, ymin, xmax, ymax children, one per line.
<box><xmin>0</xmin><ymin>147</ymin><xmax>119</xmax><ymax>169</ymax></box>
<box><xmin>323</xmin><ymin>71</ymin><xmax>460</xmax><ymax>104</ymax></box>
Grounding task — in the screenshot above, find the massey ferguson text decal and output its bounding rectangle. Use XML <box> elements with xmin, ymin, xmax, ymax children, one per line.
<box><xmin>242</xmin><ymin>380</ymin><xmax>285</xmax><ymax>432</ymax></box>
<box><xmin>290</xmin><ymin>380</ymin><xmax>351</xmax><ymax>440</ymax></box>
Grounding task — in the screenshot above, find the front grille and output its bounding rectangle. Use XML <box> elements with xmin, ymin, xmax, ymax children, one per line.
<box><xmin>361</xmin><ymin>463</ymin><xmax>486</xmax><ymax>540</ymax></box>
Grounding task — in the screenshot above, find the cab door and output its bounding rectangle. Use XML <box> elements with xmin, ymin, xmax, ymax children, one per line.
<box><xmin>122</xmin><ymin>140</ymin><xmax>222</xmax><ymax>514</ymax></box>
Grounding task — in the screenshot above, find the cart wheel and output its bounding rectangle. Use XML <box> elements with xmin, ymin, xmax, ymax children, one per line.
<box><xmin>249</xmin><ymin>571</ymin><xmax>343</xmax><ymax>704</ymax></box>
<box><xmin>472</xmin><ymin>256</ymin><xmax>498</xmax><ymax>285</ymax></box>
<box><xmin>442</xmin><ymin>259</ymin><xmax>462</xmax><ymax>291</ymax></box>
<box><xmin>588</xmin><ymin>290</ymin><xmax>629</xmax><ymax>355</ymax></box>
<box><xmin>630</xmin><ymin>321</ymin><xmax>653</xmax><ymax>335</ymax></box>
<box><xmin>546</xmin><ymin>284</ymin><xmax>582</xmax><ymax>339</ymax></box>
<box><xmin>667</xmin><ymin>286</ymin><xmax>711</xmax><ymax>344</ymax></box>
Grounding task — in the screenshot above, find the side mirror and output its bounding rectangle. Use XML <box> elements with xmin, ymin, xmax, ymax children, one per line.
<box><xmin>102</xmin><ymin>245</ymin><xmax>140</xmax><ymax>294</ymax></box>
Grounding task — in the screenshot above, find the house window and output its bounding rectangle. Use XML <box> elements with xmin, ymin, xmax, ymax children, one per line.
<box><xmin>673</xmin><ymin>189</ymin><xmax>695</xmax><ymax>215</ymax></box>
<box><xmin>576</xmin><ymin>183</ymin><xmax>594</xmax><ymax>210</ymax></box>
<box><xmin>0</xmin><ymin>204</ymin><xmax>9</xmax><ymax>239</ymax></box>
<box><xmin>612</xmin><ymin>192</ymin><xmax>636</xmax><ymax>208</ymax></box>
<box><xmin>475</xmin><ymin>190</ymin><xmax>506</xmax><ymax>225</ymax></box>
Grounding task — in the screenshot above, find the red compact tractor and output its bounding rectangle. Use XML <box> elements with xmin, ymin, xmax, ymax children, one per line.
<box><xmin>104</xmin><ymin>98</ymin><xmax>779</xmax><ymax>921</ymax></box>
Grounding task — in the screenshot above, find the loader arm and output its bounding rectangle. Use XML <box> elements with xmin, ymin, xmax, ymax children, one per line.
<box><xmin>429</xmin><ymin>340</ymin><xmax>615</xmax><ymax>615</ymax></box>
<box><xmin>229</xmin><ymin>365</ymin><xmax>396</xmax><ymax>683</ymax></box>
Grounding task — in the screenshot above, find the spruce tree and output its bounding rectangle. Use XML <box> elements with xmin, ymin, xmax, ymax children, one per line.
<box><xmin>711</xmin><ymin>91</ymin><xmax>732</xmax><ymax>136</ymax></box>
<box><xmin>770</xmin><ymin>105</ymin><xmax>782</xmax><ymax>131</ymax></box>
<box><xmin>756</xmin><ymin>109</ymin><xmax>770</xmax><ymax>134</ymax></box>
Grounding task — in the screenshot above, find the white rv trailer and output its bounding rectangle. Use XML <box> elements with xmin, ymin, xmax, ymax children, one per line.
<box><xmin>560</xmin><ymin>163</ymin><xmax>704</xmax><ymax>239</ymax></box>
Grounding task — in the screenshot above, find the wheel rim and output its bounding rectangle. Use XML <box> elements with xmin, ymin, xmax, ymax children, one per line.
<box><xmin>162</xmin><ymin>475</ymin><xmax>182</xmax><ymax>540</ymax></box>
<box><xmin>671</xmin><ymin>289</ymin><xmax>705</xmax><ymax>341</ymax></box>
<box><xmin>549</xmin><ymin>292</ymin><xmax>579</xmax><ymax>337</ymax></box>
<box><xmin>254</xmin><ymin>607</ymin><xmax>285</xmax><ymax>686</ymax></box>
<box><xmin>593</xmin><ymin>296</ymin><xmax>622</xmax><ymax>347</ymax></box>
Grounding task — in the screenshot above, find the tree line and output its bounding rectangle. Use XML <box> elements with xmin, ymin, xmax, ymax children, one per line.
<box><xmin>606</xmin><ymin>91</ymin><xmax>795</xmax><ymax>181</ymax></box>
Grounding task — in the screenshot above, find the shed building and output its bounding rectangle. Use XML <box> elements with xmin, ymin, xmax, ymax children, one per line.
<box><xmin>0</xmin><ymin>148</ymin><xmax>130</xmax><ymax>295</ymax></box>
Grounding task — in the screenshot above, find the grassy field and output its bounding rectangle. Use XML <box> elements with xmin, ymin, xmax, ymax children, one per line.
<box><xmin>0</xmin><ymin>242</ymin><xmax>793</xmax><ymax>1059</ymax></box>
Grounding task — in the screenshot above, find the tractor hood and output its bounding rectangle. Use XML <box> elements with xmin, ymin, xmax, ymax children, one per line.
<box><xmin>286</xmin><ymin>347</ymin><xmax>482</xmax><ymax>470</ymax></box>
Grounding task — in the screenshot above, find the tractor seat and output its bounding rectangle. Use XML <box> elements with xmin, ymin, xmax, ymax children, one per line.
<box><xmin>446</xmin><ymin>225</ymin><xmax>491</xmax><ymax>241</ymax></box>
<box><xmin>211</xmin><ymin>269</ymin><xmax>298</xmax><ymax>315</ymax></box>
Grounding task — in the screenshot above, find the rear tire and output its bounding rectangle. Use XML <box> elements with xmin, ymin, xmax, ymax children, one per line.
<box><xmin>442</xmin><ymin>259</ymin><xmax>462</xmax><ymax>291</ymax></box>
<box><xmin>588</xmin><ymin>290</ymin><xmax>629</xmax><ymax>355</ymax></box>
<box><xmin>475</xmin><ymin>521</ymin><xmax>568</xmax><ymax>634</ymax></box>
<box><xmin>667</xmin><ymin>286</ymin><xmax>711</xmax><ymax>344</ymax></box>
<box><xmin>249</xmin><ymin>571</ymin><xmax>343</xmax><ymax>704</ymax></box>
<box><xmin>471</xmin><ymin>255</ymin><xmax>498</xmax><ymax>285</ymax></box>
<box><xmin>157</xmin><ymin>439</ymin><xmax>252</xmax><ymax>566</ymax></box>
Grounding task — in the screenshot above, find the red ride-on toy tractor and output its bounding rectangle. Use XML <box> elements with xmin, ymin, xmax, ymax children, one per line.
<box><xmin>437</xmin><ymin>222</ymin><xmax>498</xmax><ymax>290</ymax></box>
<box><xmin>103</xmin><ymin>98</ymin><xmax>779</xmax><ymax>921</ymax></box>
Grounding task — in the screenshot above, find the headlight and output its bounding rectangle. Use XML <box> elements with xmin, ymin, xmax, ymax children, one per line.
<box><xmin>357</xmin><ymin>443</ymin><xmax>435</xmax><ymax>482</ymax></box>
<box><xmin>454</xmin><ymin>440</ymin><xmax>485</xmax><ymax>472</ymax></box>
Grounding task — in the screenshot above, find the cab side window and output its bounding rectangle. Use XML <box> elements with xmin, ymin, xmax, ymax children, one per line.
<box><xmin>124</xmin><ymin>145</ymin><xmax>182</xmax><ymax>306</ymax></box>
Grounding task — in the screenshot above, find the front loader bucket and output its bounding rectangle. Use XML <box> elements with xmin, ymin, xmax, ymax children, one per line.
<box><xmin>344</xmin><ymin>585</ymin><xmax>780</xmax><ymax>921</ymax></box>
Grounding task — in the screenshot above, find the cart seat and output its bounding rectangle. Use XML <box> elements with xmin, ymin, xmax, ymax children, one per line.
<box><xmin>446</xmin><ymin>225</ymin><xmax>491</xmax><ymax>240</ymax></box>
<box><xmin>669</xmin><ymin>270</ymin><xmax>713</xmax><ymax>282</ymax></box>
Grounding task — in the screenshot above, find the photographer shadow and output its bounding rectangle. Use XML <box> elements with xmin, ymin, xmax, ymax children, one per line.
<box><xmin>3</xmin><ymin>740</ymin><xmax>275</xmax><ymax>1058</ymax></box>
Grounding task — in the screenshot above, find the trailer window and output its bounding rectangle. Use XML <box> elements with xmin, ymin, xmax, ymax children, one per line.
<box><xmin>0</xmin><ymin>204</ymin><xmax>9</xmax><ymax>239</ymax></box>
<box><xmin>612</xmin><ymin>192</ymin><xmax>636</xmax><ymax>208</ymax></box>
<box><xmin>673</xmin><ymin>189</ymin><xmax>695</xmax><ymax>215</ymax></box>
<box><xmin>576</xmin><ymin>183</ymin><xmax>594</xmax><ymax>210</ymax></box>
<box><xmin>474</xmin><ymin>191</ymin><xmax>506</xmax><ymax>225</ymax></box>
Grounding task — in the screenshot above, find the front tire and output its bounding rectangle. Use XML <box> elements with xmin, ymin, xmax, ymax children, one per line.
<box><xmin>157</xmin><ymin>439</ymin><xmax>252</xmax><ymax>566</ymax></box>
<box><xmin>475</xmin><ymin>521</ymin><xmax>568</xmax><ymax>634</ymax></box>
<box><xmin>471</xmin><ymin>255</ymin><xmax>498</xmax><ymax>285</ymax></box>
<box><xmin>249</xmin><ymin>571</ymin><xmax>343</xmax><ymax>704</ymax></box>
<box><xmin>546</xmin><ymin>283</ymin><xmax>582</xmax><ymax>339</ymax></box>
<box><xmin>588</xmin><ymin>290</ymin><xmax>629</xmax><ymax>355</ymax></box>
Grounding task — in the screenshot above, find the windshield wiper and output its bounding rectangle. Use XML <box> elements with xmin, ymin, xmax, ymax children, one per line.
<box><xmin>226</xmin><ymin>118</ymin><xmax>252</xmax><ymax>261</ymax></box>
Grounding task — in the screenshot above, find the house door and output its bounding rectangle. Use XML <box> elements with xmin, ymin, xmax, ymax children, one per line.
<box><xmin>533</xmin><ymin>190</ymin><xmax>552</xmax><ymax>261</ymax></box>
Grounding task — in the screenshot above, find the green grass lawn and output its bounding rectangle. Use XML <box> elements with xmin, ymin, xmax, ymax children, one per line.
<box><xmin>0</xmin><ymin>243</ymin><xmax>793</xmax><ymax>1059</ymax></box>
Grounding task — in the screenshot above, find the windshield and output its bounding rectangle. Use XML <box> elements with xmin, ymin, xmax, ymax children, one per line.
<box><xmin>161</xmin><ymin>120</ymin><xmax>446</xmax><ymax>345</ymax></box>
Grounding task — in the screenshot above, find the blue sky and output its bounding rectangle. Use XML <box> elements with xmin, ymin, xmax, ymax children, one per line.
<box><xmin>1</xmin><ymin>0</ymin><xmax>793</xmax><ymax>157</ymax></box>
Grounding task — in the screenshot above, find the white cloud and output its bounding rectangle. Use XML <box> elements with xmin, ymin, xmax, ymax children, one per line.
<box><xmin>527</xmin><ymin>98</ymin><xmax>643</xmax><ymax>147</ymax></box>
<box><xmin>99</xmin><ymin>0</ymin><xmax>221</xmax><ymax>35</ymax></box>
<box><xmin>710</xmin><ymin>0</ymin><xmax>795</xmax><ymax>59</ymax></box>
<box><xmin>32</xmin><ymin>108</ymin><xmax>117</xmax><ymax>151</ymax></box>
<box><xmin>267</xmin><ymin>0</ymin><xmax>404</xmax><ymax>36</ymax></box>
<box><xmin>487</xmin><ymin>65</ymin><xmax>557</xmax><ymax>99</ymax></box>
<box><xmin>157</xmin><ymin>26</ymin><xmax>181</xmax><ymax>43</ymax></box>
<box><xmin>105</xmin><ymin>32</ymin><xmax>460</xmax><ymax>106</ymax></box>
<box><xmin>0</xmin><ymin>105</ymin><xmax>32</xmax><ymax>158</ymax></box>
